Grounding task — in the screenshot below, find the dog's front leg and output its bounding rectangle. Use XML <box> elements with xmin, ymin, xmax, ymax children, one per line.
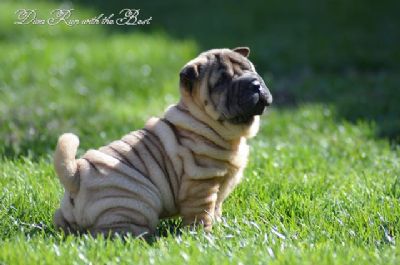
<box><xmin>178</xmin><ymin>178</ymin><xmax>220</xmax><ymax>232</ymax></box>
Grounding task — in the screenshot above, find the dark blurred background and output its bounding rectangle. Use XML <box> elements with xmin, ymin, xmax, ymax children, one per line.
<box><xmin>53</xmin><ymin>0</ymin><xmax>400</xmax><ymax>142</ymax></box>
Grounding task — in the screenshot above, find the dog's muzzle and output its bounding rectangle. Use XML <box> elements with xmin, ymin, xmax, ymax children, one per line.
<box><xmin>228</xmin><ymin>74</ymin><xmax>272</xmax><ymax>123</ymax></box>
<box><xmin>240</xmin><ymin>78</ymin><xmax>272</xmax><ymax>116</ymax></box>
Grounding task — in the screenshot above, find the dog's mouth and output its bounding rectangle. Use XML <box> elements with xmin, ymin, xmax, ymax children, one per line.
<box><xmin>227</xmin><ymin>115</ymin><xmax>255</xmax><ymax>124</ymax></box>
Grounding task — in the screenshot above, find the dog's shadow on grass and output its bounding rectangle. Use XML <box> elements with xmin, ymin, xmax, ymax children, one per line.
<box><xmin>145</xmin><ymin>218</ymin><xmax>184</xmax><ymax>244</ymax></box>
<box><xmin>43</xmin><ymin>218</ymin><xmax>184</xmax><ymax>244</ymax></box>
<box><xmin>155</xmin><ymin>218</ymin><xmax>183</xmax><ymax>237</ymax></box>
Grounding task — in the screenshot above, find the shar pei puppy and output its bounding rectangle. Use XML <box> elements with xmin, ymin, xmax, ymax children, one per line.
<box><xmin>53</xmin><ymin>47</ymin><xmax>272</xmax><ymax>237</ymax></box>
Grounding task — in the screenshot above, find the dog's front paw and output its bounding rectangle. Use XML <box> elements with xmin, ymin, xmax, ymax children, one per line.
<box><xmin>214</xmin><ymin>204</ymin><xmax>223</xmax><ymax>223</ymax></box>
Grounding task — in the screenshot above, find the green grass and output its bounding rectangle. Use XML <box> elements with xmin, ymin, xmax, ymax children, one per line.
<box><xmin>1</xmin><ymin>1</ymin><xmax>400</xmax><ymax>264</ymax></box>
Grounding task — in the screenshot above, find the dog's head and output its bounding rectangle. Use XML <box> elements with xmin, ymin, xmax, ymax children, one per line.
<box><xmin>179</xmin><ymin>47</ymin><xmax>272</xmax><ymax>135</ymax></box>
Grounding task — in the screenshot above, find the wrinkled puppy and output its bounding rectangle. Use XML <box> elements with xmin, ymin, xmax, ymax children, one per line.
<box><xmin>54</xmin><ymin>47</ymin><xmax>272</xmax><ymax>237</ymax></box>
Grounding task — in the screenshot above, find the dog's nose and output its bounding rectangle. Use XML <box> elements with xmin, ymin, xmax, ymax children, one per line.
<box><xmin>250</xmin><ymin>80</ymin><xmax>261</xmax><ymax>88</ymax></box>
<box><xmin>249</xmin><ymin>80</ymin><xmax>261</xmax><ymax>93</ymax></box>
<box><xmin>250</xmin><ymin>80</ymin><xmax>272</xmax><ymax>107</ymax></box>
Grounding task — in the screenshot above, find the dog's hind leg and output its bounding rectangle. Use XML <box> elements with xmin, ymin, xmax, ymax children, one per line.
<box><xmin>53</xmin><ymin>208</ymin><xmax>80</xmax><ymax>235</ymax></box>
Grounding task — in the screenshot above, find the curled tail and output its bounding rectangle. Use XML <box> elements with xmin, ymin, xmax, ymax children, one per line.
<box><xmin>54</xmin><ymin>133</ymin><xmax>80</xmax><ymax>194</ymax></box>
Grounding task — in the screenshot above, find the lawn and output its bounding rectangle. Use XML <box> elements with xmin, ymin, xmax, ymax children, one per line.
<box><xmin>1</xmin><ymin>0</ymin><xmax>400</xmax><ymax>264</ymax></box>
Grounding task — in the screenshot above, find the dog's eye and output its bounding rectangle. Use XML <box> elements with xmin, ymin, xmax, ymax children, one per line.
<box><xmin>215</xmin><ymin>73</ymin><xmax>228</xmax><ymax>87</ymax></box>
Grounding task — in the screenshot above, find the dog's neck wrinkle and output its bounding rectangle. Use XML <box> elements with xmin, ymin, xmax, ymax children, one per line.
<box><xmin>175</xmin><ymin>124</ymin><xmax>229</xmax><ymax>151</ymax></box>
<box><xmin>175</xmin><ymin>100</ymin><xmax>246</xmax><ymax>150</ymax></box>
<box><xmin>168</xmin><ymin>104</ymin><xmax>241</xmax><ymax>151</ymax></box>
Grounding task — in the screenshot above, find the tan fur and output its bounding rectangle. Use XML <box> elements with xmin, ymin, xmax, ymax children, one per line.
<box><xmin>54</xmin><ymin>48</ymin><xmax>266</xmax><ymax>236</ymax></box>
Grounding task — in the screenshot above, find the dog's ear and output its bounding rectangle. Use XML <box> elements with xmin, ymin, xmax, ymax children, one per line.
<box><xmin>180</xmin><ymin>64</ymin><xmax>199</xmax><ymax>93</ymax></box>
<box><xmin>233</xmin><ymin>47</ymin><xmax>250</xmax><ymax>57</ymax></box>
